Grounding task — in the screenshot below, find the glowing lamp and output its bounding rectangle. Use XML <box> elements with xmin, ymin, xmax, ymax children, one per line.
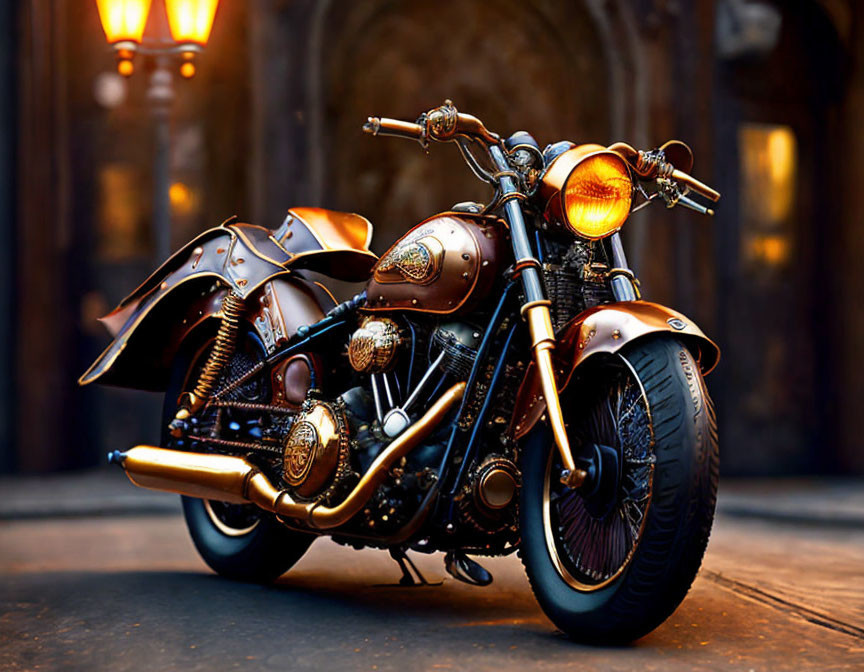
<box><xmin>96</xmin><ymin>0</ymin><xmax>153</xmax><ymax>44</ymax></box>
<box><xmin>165</xmin><ymin>0</ymin><xmax>220</xmax><ymax>47</ymax></box>
<box><xmin>96</xmin><ymin>0</ymin><xmax>153</xmax><ymax>76</ymax></box>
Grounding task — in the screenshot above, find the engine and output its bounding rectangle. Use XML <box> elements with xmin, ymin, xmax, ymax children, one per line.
<box><xmin>271</xmin><ymin>307</ymin><xmax>522</xmax><ymax>543</ymax></box>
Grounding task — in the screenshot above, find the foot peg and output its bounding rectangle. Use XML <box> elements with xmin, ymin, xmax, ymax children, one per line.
<box><xmin>386</xmin><ymin>548</ymin><xmax>441</xmax><ymax>587</ymax></box>
<box><xmin>444</xmin><ymin>551</ymin><xmax>493</xmax><ymax>586</ymax></box>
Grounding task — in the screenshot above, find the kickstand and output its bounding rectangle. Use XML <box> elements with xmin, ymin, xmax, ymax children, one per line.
<box><xmin>444</xmin><ymin>551</ymin><xmax>493</xmax><ymax>586</ymax></box>
<box><xmin>379</xmin><ymin>548</ymin><xmax>442</xmax><ymax>587</ymax></box>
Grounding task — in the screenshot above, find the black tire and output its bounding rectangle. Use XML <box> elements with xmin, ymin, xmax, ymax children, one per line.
<box><xmin>519</xmin><ymin>336</ymin><xmax>718</xmax><ymax>643</ymax></box>
<box><xmin>163</xmin><ymin>330</ymin><xmax>316</xmax><ymax>584</ymax></box>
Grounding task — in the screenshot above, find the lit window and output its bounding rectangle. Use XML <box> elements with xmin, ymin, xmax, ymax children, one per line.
<box><xmin>738</xmin><ymin>123</ymin><xmax>797</xmax><ymax>268</ymax></box>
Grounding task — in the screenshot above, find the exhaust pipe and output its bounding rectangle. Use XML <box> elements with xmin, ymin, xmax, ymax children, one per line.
<box><xmin>111</xmin><ymin>382</ymin><xmax>465</xmax><ymax>530</ymax></box>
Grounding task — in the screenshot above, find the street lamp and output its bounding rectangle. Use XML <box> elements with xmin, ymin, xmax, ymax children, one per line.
<box><xmin>95</xmin><ymin>0</ymin><xmax>220</xmax><ymax>260</ymax></box>
<box><xmin>96</xmin><ymin>0</ymin><xmax>219</xmax><ymax>78</ymax></box>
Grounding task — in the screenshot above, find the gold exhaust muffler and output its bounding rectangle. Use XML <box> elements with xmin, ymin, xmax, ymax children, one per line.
<box><xmin>110</xmin><ymin>382</ymin><xmax>465</xmax><ymax>530</ymax></box>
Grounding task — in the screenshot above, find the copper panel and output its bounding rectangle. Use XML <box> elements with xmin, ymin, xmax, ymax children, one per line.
<box><xmin>250</xmin><ymin>277</ymin><xmax>327</xmax><ymax>352</ymax></box>
<box><xmin>364</xmin><ymin>212</ymin><xmax>505</xmax><ymax>315</ymax></box>
<box><xmin>271</xmin><ymin>355</ymin><xmax>315</xmax><ymax>408</ymax></box>
<box><xmin>509</xmin><ymin>301</ymin><xmax>720</xmax><ymax>439</ymax></box>
<box><xmin>288</xmin><ymin>207</ymin><xmax>372</xmax><ymax>251</ymax></box>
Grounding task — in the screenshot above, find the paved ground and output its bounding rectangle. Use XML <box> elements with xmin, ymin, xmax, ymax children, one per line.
<box><xmin>0</xmin><ymin>473</ymin><xmax>862</xmax><ymax>671</ymax></box>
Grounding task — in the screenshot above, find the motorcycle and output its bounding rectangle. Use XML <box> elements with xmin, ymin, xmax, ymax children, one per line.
<box><xmin>80</xmin><ymin>100</ymin><xmax>720</xmax><ymax>643</ymax></box>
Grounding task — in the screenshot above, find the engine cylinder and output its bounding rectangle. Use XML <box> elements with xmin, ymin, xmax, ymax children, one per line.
<box><xmin>432</xmin><ymin>322</ymin><xmax>482</xmax><ymax>379</ymax></box>
<box><xmin>347</xmin><ymin>317</ymin><xmax>402</xmax><ymax>374</ymax></box>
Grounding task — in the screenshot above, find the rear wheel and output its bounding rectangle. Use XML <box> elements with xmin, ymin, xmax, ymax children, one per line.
<box><xmin>519</xmin><ymin>337</ymin><xmax>718</xmax><ymax>642</ymax></box>
<box><xmin>163</xmin><ymin>330</ymin><xmax>316</xmax><ymax>583</ymax></box>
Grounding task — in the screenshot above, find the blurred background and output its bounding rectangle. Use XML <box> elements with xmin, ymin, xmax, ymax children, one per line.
<box><xmin>0</xmin><ymin>0</ymin><xmax>862</xmax><ymax>478</ymax></box>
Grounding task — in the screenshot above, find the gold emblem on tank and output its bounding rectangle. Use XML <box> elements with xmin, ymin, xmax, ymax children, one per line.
<box><xmin>374</xmin><ymin>235</ymin><xmax>444</xmax><ymax>285</ymax></box>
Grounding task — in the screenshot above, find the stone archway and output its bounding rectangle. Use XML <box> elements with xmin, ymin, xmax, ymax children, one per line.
<box><xmin>306</xmin><ymin>0</ymin><xmax>632</xmax><ymax>253</ymax></box>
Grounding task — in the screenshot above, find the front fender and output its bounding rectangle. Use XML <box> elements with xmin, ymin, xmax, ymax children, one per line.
<box><xmin>510</xmin><ymin>301</ymin><xmax>719</xmax><ymax>439</ymax></box>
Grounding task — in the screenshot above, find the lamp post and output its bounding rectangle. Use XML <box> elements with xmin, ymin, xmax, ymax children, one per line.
<box><xmin>96</xmin><ymin>0</ymin><xmax>220</xmax><ymax>261</ymax></box>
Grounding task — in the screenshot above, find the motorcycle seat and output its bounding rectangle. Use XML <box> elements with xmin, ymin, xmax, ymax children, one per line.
<box><xmin>272</xmin><ymin>207</ymin><xmax>378</xmax><ymax>281</ymax></box>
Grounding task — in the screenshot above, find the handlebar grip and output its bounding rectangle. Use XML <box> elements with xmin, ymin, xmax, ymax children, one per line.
<box><xmin>363</xmin><ymin>117</ymin><xmax>426</xmax><ymax>143</ymax></box>
<box><xmin>671</xmin><ymin>169</ymin><xmax>721</xmax><ymax>202</ymax></box>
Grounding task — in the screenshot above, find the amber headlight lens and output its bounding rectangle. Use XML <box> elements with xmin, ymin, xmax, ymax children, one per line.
<box><xmin>562</xmin><ymin>152</ymin><xmax>633</xmax><ymax>239</ymax></box>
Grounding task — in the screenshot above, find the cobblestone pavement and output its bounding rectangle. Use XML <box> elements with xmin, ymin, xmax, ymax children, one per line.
<box><xmin>0</xmin><ymin>476</ymin><xmax>862</xmax><ymax>671</ymax></box>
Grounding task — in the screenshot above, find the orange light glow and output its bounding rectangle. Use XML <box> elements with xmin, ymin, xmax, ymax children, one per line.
<box><xmin>562</xmin><ymin>153</ymin><xmax>632</xmax><ymax>239</ymax></box>
<box><xmin>169</xmin><ymin>182</ymin><xmax>198</xmax><ymax>216</ymax></box>
<box><xmin>747</xmin><ymin>234</ymin><xmax>791</xmax><ymax>267</ymax></box>
<box><xmin>739</xmin><ymin>124</ymin><xmax>797</xmax><ymax>227</ymax></box>
<box><xmin>96</xmin><ymin>0</ymin><xmax>153</xmax><ymax>44</ymax></box>
<box><xmin>165</xmin><ymin>0</ymin><xmax>220</xmax><ymax>46</ymax></box>
<box><xmin>117</xmin><ymin>58</ymin><xmax>135</xmax><ymax>77</ymax></box>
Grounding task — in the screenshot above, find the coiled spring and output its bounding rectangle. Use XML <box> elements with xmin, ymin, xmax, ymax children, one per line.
<box><xmin>191</xmin><ymin>292</ymin><xmax>245</xmax><ymax>405</ymax></box>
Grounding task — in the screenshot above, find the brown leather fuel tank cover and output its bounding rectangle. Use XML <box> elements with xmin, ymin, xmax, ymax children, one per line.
<box><xmin>363</xmin><ymin>212</ymin><xmax>505</xmax><ymax>315</ymax></box>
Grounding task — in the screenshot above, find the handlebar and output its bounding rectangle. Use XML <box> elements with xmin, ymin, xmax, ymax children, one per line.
<box><xmin>362</xmin><ymin>116</ymin><xmax>426</xmax><ymax>144</ymax></box>
<box><xmin>607</xmin><ymin>140</ymin><xmax>720</xmax><ymax>202</ymax></box>
<box><xmin>669</xmin><ymin>169</ymin><xmax>720</xmax><ymax>202</ymax></box>
<box><xmin>363</xmin><ymin>100</ymin><xmax>500</xmax><ymax>149</ymax></box>
<box><xmin>364</xmin><ymin>101</ymin><xmax>720</xmax><ymax>208</ymax></box>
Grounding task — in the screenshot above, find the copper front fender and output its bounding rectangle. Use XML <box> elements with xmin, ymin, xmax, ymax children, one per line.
<box><xmin>510</xmin><ymin>301</ymin><xmax>719</xmax><ymax>439</ymax></box>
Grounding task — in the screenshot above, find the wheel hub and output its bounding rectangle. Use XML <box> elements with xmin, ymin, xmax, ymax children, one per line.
<box><xmin>576</xmin><ymin>443</ymin><xmax>621</xmax><ymax>519</ymax></box>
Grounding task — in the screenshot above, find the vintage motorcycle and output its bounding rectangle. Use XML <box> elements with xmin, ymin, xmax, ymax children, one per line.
<box><xmin>81</xmin><ymin>101</ymin><xmax>720</xmax><ymax>643</ymax></box>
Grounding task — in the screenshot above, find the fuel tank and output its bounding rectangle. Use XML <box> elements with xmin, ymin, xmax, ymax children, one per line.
<box><xmin>363</xmin><ymin>212</ymin><xmax>506</xmax><ymax>315</ymax></box>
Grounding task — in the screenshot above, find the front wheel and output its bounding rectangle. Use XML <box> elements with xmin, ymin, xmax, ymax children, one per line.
<box><xmin>520</xmin><ymin>337</ymin><xmax>718</xmax><ymax>643</ymax></box>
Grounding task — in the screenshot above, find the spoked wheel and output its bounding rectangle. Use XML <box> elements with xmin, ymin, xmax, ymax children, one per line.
<box><xmin>164</xmin><ymin>330</ymin><xmax>316</xmax><ymax>583</ymax></box>
<box><xmin>543</xmin><ymin>358</ymin><xmax>654</xmax><ymax>591</ymax></box>
<box><xmin>520</xmin><ymin>337</ymin><xmax>718</xmax><ymax>643</ymax></box>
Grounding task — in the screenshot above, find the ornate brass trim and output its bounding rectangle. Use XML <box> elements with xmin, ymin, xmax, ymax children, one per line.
<box><xmin>374</xmin><ymin>235</ymin><xmax>444</xmax><ymax>285</ymax></box>
<box><xmin>347</xmin><ymin>317</ymin><xmax>403</xmax><ymax>373</ymax></box>
<box><xmin>282</xmin><ymin>401</ymin><xmax>349</xmax><ymax>498</ymax></box>
<box><xmin>283</xmin><ymin>421</ymin><xmax>320</xmax><ymax>485</ymax></box>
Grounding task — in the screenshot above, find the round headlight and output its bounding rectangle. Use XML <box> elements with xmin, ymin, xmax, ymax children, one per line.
<box><xmin>561</xmin><ymin>152</ymin><xmax>633</xmax><ymax>239</ymax></box>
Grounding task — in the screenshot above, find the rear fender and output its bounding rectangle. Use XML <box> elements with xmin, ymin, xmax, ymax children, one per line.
<box><xmin>510</xmin><ymin>301</ymin><xmax>719</xmax><ymax>439</ymax></box>
<box><xmin>79</xmin><ymin>275</ymin><xmax>331</xmax><ymax>392</ymax></box>
<box><xmin>79</xmin><ymin>214</ymin><xmax>365</xmax><ymax>391</ymax></box>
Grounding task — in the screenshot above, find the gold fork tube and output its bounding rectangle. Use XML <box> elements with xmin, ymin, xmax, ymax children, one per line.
<box><xmin>523</xmin><ymin>304</ymin><xmax>585</xmax><ymax>488</ymax></box>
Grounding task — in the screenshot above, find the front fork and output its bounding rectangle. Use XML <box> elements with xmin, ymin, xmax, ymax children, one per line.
<box><xmin>608</xmin><ymin>232</ymin><xmax>641</xmax><ymax>302</ymax></box>
<box><xmin>489</xmin><ymin>146</ymin><xmax>587</xmax><ymax>488</ymax></box>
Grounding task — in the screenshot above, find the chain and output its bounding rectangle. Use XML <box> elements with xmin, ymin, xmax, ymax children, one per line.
<box><xmin>208</xmin><ymin>400</ymin><xmax>298</xmax><ymax>414</ymax></box>
<box><xmin>187</xmin><ymin>434</ymin><xmax>283</xmax><ymax>456</ymax></box>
